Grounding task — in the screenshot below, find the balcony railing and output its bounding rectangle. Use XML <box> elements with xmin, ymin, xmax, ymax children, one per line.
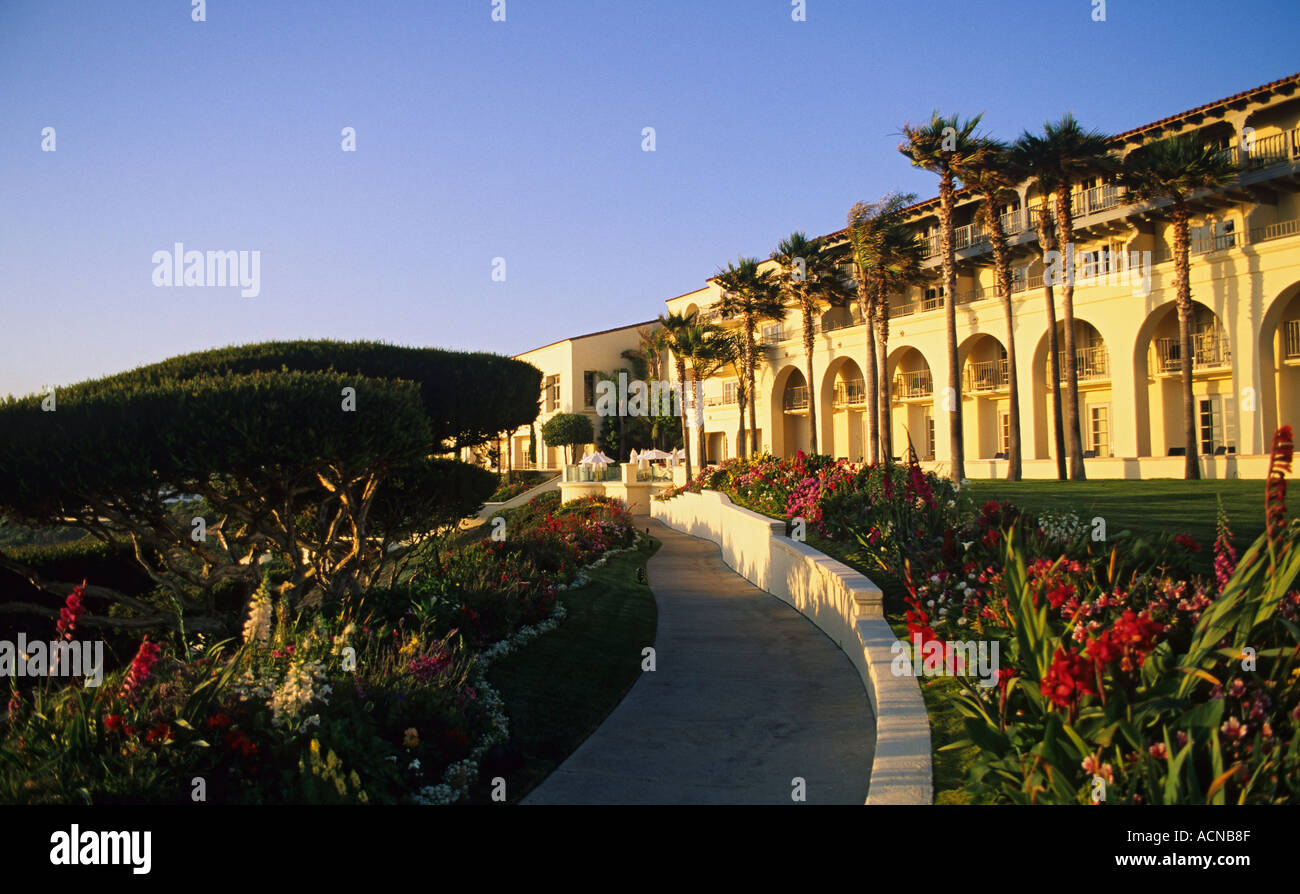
<box><xmin>1153</xmin><ymin>333</ymin><xmax>1231</xmax><ymax>374</ymax></box>
<box><xmin>1216</xmin><ymin>129</ymin><xmax>1299</xmax><ymax>169</ymax></box>
<box><xmin>964</xmin><ymin>359</ymin><xmax>1009</xmax><ymax>393</ymax></box>
<box><xmin>911</xmin><ymin>130</ymin><xmax>1300</xmax><ymax>263</ymax></box>
<box><xmin>1151</xmin><ymin>217</ymin><xmax>1299</xmax><ymax>263</ymax></box>
<box><xmin>833</xmin><ymin>379</ymin><xmax>867</xmax><ymax>408</ymax></box>
<box><xmin>563</xmin><ymin>463</ymin><xmax>622</xmax><ymax>483</ymax></box>
<box><xmin>893</xmin><ymin>369</ymin><xmax>933</xmax><ymax>400</ymax></box>
<box><xmin>822</xmin><ymin>309</ymin><xmax>866</xmax><ymax>332</ymax></box>
<box><xmin>1285</xmin><ymin>319</ymin><xmax>1300</xmax><ymax>361</ymax></box>
<box><xmin>704</xmin><ymin>391</ymin><xmax>739</xmax><ymax>407</ymax></box>
<box><xmin>1047</xmin><ymin>346</ymin><xmax>1111</xmax><ymax>388</ymax></box>
<box><xmin>783</xmin><ymin>385</ymin><xmax>810</xmax><ymax>411</ymax></box>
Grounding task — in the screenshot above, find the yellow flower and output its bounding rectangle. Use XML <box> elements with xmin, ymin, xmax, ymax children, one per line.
<box><xmin>402</xmin><ymin>727</ymin><xmax>419</xmax><ymax>749</ymax></box>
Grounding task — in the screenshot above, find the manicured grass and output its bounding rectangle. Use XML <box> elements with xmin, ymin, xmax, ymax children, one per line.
<box><xmin>467</xmin><ymin>537</ymin><xmax>660</xmax><ymax>803</ymax></box>
<box><xmin>963</xmin><ymin>478</ymin><xmax>1291</xmax><ymax>575</ymax></box>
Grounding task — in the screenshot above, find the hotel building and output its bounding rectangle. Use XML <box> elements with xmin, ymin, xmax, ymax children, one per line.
<box><xmin>511</xmin><ymin>73</ymin><xmax>1300</xmax><ymax>480</ymax></box>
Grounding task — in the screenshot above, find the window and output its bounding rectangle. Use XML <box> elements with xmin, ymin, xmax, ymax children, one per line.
<box><xmin>1089</xmin><ymin>405</ymin><xmax>1111</xmax><ymax>458</ymax></box>
<box><xmin>923</xmin><ymin>285</ymin><xmax>945</xmax><ymax>311</ymax></box>
<box><xmin>999</xmin><ymin>411</ymin><xmax>1010</xmax><ymax>456</ymax></box>
<box><xmin>1200</xmin><ymin>397</ymin><xmax>1223</xmax><ymax>455</ymax></box>
<box><xmin>583</xmin><ymin>371</ymin><xmax>597</xmax><ymax>408</ymax></box>
<box><xmin>761</xmin><ymin>323</ymin><xmax>783</xmax><ymax>344</ymax></box>
<box><xmin>923</xmin><ymin>407</ymin><xmax>935</xmax><ymax>461</ymax></box>
<box><xmin>544</xmin><ymin>375</ymin><xmax>560</xmax><ymax>413</ymax></box>
<box><xmin>723</xmin><ymin>382</ymin><xmax>739</xmax><ymax>404</ymax></box>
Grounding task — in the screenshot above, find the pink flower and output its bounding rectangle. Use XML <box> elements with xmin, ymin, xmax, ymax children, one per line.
<box><xmin>120</xmin><ymin>637</ymin><xmax>162</xmax><ymax>703</ymax></box>
<box><xmin>56</xmin><ymin>582</ymin><xmax>87</xmax><ymax>641</ymax></box>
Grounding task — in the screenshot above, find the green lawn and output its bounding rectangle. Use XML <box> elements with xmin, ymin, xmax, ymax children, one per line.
<box><xmin>963</xmin><ymin>478</ymin><xmax>1290</xmax><ymax>575</ymax></box>
<box><xmin>467</xmin><ymin>538</ymin><xmax>660</xmax><ymax>803</ymax></box>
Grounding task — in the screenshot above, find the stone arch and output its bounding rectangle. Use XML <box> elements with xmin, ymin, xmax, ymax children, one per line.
<box><xmin>1258</xmin><ymin>281</ymin><xmax>1300</xmax><ymax>444</ymax></box>
<box><xmin>770</xmin><ymin>365</ymin><xmax>810</xmax><ymax>458</ymax></box>
<box><xmin>886</xmin><ymin>346</ymin><xmax>934</xmax><ymax>460</ymax></box>
<box><xmin>819</xmin><ymin>355</ymin><xmax>866</xmax><ymax>461</ymax></box>
<box><xmin>1132</xmin><ymin>299</ymin><xmax>1233</xmax><ymax>458</ymax></box>
<box><xmin>1031</xmin><ymin>318</ymin><xmax>1112</xmax><ymax>460</ymax></box>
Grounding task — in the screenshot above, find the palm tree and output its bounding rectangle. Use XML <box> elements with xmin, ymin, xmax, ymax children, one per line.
<box><xmin>849</xmin><ymin>192</ymin><xmax>923</xmax><ymax>466</ymax></box>
<box><xmin>953</xmin><ymin>139</ymin><xmax>1026</xmax><ymax>480</ymax></box>
<box><xmin>1119</xmin><ymin>134</ymin><xmax>1239</xmax><ymax>480</ymax></box>
<box><xmin>847</xmin><ymin>203</ymin><xmax>882</xmax><ymax>464</ymax></box>
<box><xmin>899</xmin><ymin>112</ymin><xmax>984</xmax><ymax>482</ymax></box>
<box><xmin>772</xmin><ymin>232</ymin><xmax>854</xmax><ymax>455</ymax></box>
<box><xmin>1015</xmin><ymin>116</ymin><xmax>1117</xmax><ymax>480</ymax></box>
<box><xmin>1010</xmin><ymin>136</ymin><xmax>1068</xmax><ymax>478</ymax></box>
<box><xmin>657</xmin><ymin>311</ymin><xmax>699</xmax><ymax>477</ymax></box>
<box><xmin>685</xmin><ymin>328</ymin><xmax>739</xmax><ymax>466</ymax></box>
<box><xmin>713</xmin><ymin>257</ymin><xmax>785</xmax><ymax>456</ymax></box>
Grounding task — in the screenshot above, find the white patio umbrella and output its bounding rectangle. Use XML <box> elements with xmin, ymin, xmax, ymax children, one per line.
<box><xmin>638</xmin><ymin>448</ymin><xmax>671</xmax><ymax>460</ymax></box>
<box><xmin>581</xmin><ymin>451</ymin><xmax>614</xmax><ymax>465</ymax></box>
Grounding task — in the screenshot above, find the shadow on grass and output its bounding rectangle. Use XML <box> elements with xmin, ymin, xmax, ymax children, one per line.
<box><xmin>465</xmin><ymin>537</ymin><xmax>660</xmax><ymax>804</ymax></box>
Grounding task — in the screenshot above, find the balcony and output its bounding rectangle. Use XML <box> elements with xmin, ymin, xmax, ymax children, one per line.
<box><xmin>963</xmin><ymin>359</ymin><xmax>1009</xmax><ymax>394</ymax></box>
<box><xmin>893</xmin><ymin>369</ymin><xmax>933</xmax><ymax>401</ymax></box>
<box><xmin>783</xmin><ymin>385</ymin><xmax>809</xmax><ymax>412</ymax></box>
<box><xmin>1153</xmin><ymin>333</ymin><xmax>1231</xmax><ymax>375</ymax></box>
<box><xmin>1285</xmin><ymin>319</ymin><xmax>1300</xmax><ymax>362</ymax></box>
<box><xmin>833</xmin><ymin>378</ymin><xmax>867</xmax><ymax>408</ymax></box>
<box><xmin>1215</xmin><ymin>128</ymin><xmax>1300</xmax><ymax>170</ymax></box>
<box><xmin>822</xmin><ymin>308</ymin><xmax>866</xmax><ymax>333</ymax></box>
<box><xmin>704</xmin><ymin>390</ymin><xmax>739</xmax><ymax>407</ymax></box>
<box><xmin>1047</xmin><ymin>346</ymin><xmax>1110</xmax><ymax>388</ymax></box>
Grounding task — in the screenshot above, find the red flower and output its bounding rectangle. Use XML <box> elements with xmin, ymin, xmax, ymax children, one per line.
<box><xmin>1040</xmin><ymin>647</ymin><xmax>1096</xmax><ymax>710</ymax></box>
<box><xmin>103</xmin><ymin>714</ymin><xmax>125</xmax><ymax>733</ymax></box>
<box><xmin>1173</xmin><ymin>533</ymin><xmax>1201</xmax><ymax>553</ymax></box>
<box><xmin>223</xmin><ymin>728</ymin><xmax>258</xmax><ymax>757</ymax></box>
<box><xmin>206</xmin><ymin>712</ymin><xmax>234</xmax><ymax>731</ymax></box>
<box><xmin>145</xmin><ymin>723</ymin><xmax>172</xmax><ymax>745</ymax></box>
<box><xmin>56</xmin><ymin>581</ymin><xmax>87</xmax><ymax>641</ymax></box>
<box><xmin>120</xmin><ymin>636</ymin><xmax>162</xmax><ymax>703</ymax></box>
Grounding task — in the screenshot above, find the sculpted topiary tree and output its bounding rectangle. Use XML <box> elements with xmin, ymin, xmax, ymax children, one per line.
<box><xmin>541</xmin><ymin>412</ymin><xmax>594</xmax><ymax>464</ymax></box>
<box><xmin>0</xmin><ymin>340</ymin><xmax>541</xmax><ymax>632</ymax></box>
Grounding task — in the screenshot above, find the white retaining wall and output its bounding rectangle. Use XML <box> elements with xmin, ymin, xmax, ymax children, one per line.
<box><xmin>651</xmin><ymin>489</ymin><xmax>933</xmax><ymax>805</ymax></box>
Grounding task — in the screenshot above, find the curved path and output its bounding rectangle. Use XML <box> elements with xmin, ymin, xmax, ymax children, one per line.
<box><xmin>523</xmin><ymin>518</ymin><xmax>875</xmax><ymax>804</ymax></box>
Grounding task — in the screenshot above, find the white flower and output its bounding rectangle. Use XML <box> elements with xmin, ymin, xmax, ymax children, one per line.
<box><xmin>242</xmin><ymin>586</ymin><xmax>273</xmax><ymax>646</ymax></box>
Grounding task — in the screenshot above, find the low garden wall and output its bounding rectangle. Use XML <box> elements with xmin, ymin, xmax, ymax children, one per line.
<box><xmin>651</xmin><ymin>489</ymin><xmax>932</xmax><ymax>805</ymax></box>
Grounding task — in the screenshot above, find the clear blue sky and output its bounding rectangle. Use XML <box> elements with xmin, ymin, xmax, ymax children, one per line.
<box><xmin>2</xmin><ymin>0</ymin><xmax>1297</xmax><ymax>398</ymax></box>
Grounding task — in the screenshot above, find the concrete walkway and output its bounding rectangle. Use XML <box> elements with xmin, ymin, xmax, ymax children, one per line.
<box><xmin>524</xmin><ymin>518</ymin><xmax>875</xmax><ymax>804</ymax></box>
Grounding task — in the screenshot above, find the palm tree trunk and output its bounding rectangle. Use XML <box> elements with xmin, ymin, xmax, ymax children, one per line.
<box><xmin>985</xmin><ymin>201</ymin><xmax>1022</xmax><ymax>481</ymax></box>
<box><xmin>861</xmin><ymin>284</ymin><xmax>880</xmax><ymax>465</ymax></box>
<box><xmin>1036</xmin><ymin>207</ymin><xmax>1068</xmax><ymax>480</ymax></box>
<box><xmin>735</xmin><ymin>369</ymin><xmax>748</xmax><ymax>460</ymax></box>
<box><xmin>677</xmin><ymin>358</ymin><xmax>692</xmax><ymax>480</ymax></box>
<box><xmin>803</xmin><ymin>301</ymin><xmax>818</xmax><ymax>455</ymax></box>
<box><xmin>1053</xmin><ymin>186</ymin><xmax>1087</xmax><ymax>480</ymax></box>
<box><xmin>939</xmin><ymin>171</ymin><xmax>965</xmax><ymax>482</ymax></box>
<box><xmin>745</xmin><ymin>317</ymin><xmax>759</xmax><ymax>455</ymax></box>
<box><xmin>876</xmin><ymin>281</ymin><xmax>895</xmax><ymax>465</ymax></box>
<box><xmin>1173</xmin><ymin>201</ymin><xmax>1200</xmax><ymax>480</ymax></box>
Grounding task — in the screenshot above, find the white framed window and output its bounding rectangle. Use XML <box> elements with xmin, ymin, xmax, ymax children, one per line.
<box><xmin>1089</xmin><ymin>404</ymin><xmax>1111</xmax><ymax>457</ymax></box>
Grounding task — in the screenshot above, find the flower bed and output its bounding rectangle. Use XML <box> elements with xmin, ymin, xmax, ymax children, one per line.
<box><xmin>659</xmin><ymin>441</ymin><xmax>1300</xmax><ymax>804</ymax></box>
<box><xmin>1</xmin><ymin>494</ymin><xmax>639</xmax><ymax>804</ymax></box>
